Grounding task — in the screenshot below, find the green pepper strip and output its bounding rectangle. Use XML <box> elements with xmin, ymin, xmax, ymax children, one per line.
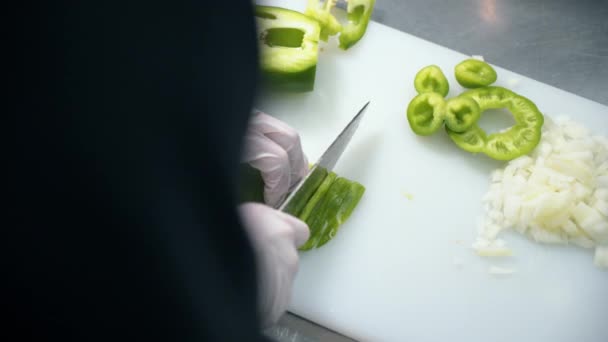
<box><xmin>454</xmin><ymin>59</ymin><xmax>498</xmax><ymax>89</ymax></box>
<box><xmin>298</xmin><ymin>170</ymin><xmax>336</xmax><ymax>222</ymax></box>
<box><xmin>255</xmin><ymin>6</ymin><xmax>321</xmax><ymax>92</ymax></box>
<box><xmin>338</xmin><ymin>0</ymin><xmax>376</xmax><ymax>50</ymax></box>
<box><xmin>299</xmin><ymin>174</ymin><xmax>365</xmax><ymax>251</ymax></box>
<box><xmin>283</xmin><ymin>165</ymin><xmax>329</xmax><ymax>217</ymax></box>
<box><xmin>414</xmin><ymin>65</ymin><xmax>449</xmax><ymax>97</ymax></box>
<box><xmin>447</xmin><ymin>86</ymin><xmax>544</xmax><ymax>160</ymax></box>
<box><xmin>315</xmin><ymin>178</ymin><xmax>365</xmax><ymax>248</ymax></box>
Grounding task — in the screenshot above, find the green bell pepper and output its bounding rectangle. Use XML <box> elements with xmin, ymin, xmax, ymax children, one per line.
<box><xmin>338</xmin><ymin>0</ymin><xmax>376</xmax><ymax>50</ymax></box>
<box><xmin>414</xmin><ymin>65</ymin><xmax>450</xmax><ymax>97</ymax></box>
<box><xmin>446</xmin><ymin>86</ymin><xmax>544</xmax><ymax>160</ymax></box>
<box><xmin>255</xmin><ymin>6</ymin><xmax>321</xmax><ymax>92</ymax></box>
<box><xmin>454</xmin><ymin>59</ymin><xmax>498</xmax><ymax>88</ymax></box>
<box><xmin>238</xmin><ymin>161</ymin><xmax>365</xmax><ymax>251</ymax></box>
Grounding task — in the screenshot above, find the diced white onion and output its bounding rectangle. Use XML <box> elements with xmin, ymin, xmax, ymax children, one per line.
<box><xmin>475</xmin><ymin>117</ymin><xmax>608</xmax><ymax>268</ymax></box>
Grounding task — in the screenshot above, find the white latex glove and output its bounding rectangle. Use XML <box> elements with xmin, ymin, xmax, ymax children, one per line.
<box><xmin>242</xmin><ymin>111</ymin><xmax>309</xmax><ymax>207</ymax></box>
<box><xmin>238</xmin><ymin>202</ymin><xmax>310</xmax><ymax>328</ymax></box>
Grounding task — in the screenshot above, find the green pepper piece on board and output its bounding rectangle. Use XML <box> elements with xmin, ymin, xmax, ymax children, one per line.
<box><xmin>316</xmin><ymin>178</ymin><xmax>365</xmax><ymax>248</ymax></box>
<box><xmin>414</xmin><ymin>65</ymin><xmax>450</xmax><ymax>97</ymax></box>
<box><xmin>298</xmin><ymin>170</ymin><xmax>337</xmax><ymax>222</ymax></box>
<box><xmin>444</xmin><ymin>96</ymin><xmax>481</xmax><ymax>132</ymax></box>
<box><xmin>445</xmin><ymin>124</ymin><xmax>487</xmax><ymax>153</ymax></box>
<box><xmin>255</xmin><ymin>6</ymin><xmax>321</xmax><ymax>92</ymax></box>
<box><xmin>305</xmin><ymin>0</ymin><xmax>343</xmax><ymax>41</ymax></box>
<box><xmin>299</xmin><ymin>176</ymin><xmax>365</xmax><ymax>250</ymax></box>
<box><xmin>283</xmin><ymin>166</ymin><xmax>329</xmax><ymax>217</ymax></box>
<box><xmin>454</xmin><ymin>59</ymin><xmax>498</xmax><ymax>88</ymax></box>
<box><xmin>447</xmin><ymin>86</ymin><xmax>544</xmax><ymax>160</ymax></box>
<box><xmin>338</xmin><ymin>0</ymin><xmax>376</xmax><ymax>50</ymax></box>
<box><xmin>406</xmin><ymin>92</ymin><xmax>447</xmax><ymax>136</ymax></box>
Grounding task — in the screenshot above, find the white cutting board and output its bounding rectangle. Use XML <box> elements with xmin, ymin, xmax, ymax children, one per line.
<box><xmin>255</xmin><ymin>1</ymin><xmax>608</xmax><ymax>341</ymax></box>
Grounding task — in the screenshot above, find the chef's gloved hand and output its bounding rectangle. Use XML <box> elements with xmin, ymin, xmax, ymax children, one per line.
<box><xmin>242</xmin><ymin>111</ymin><xmax>309</xmax><ymax>207</ymax></box>
<box><xmin>238</xmin><ymin>202</ymin><xmax>310</xmax><ymax>328</ymax></box>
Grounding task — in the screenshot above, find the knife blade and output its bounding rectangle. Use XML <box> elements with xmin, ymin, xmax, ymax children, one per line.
<box><xmin>278</xmin><ymin>101</ymin><xmax>370</xmax><ymax>214</ymax></box>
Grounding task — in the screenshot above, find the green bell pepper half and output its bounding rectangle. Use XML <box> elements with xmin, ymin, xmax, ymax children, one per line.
<box><xmin>255</xmin><ymin>6</ymin><xmax>321</xmax><ymax>92</ymax></box>
<box><xmin>454</xmin><ymin>59</ymin><xmax>498</xmax><ymax>88</ymax></box>
<box><xmin>414</xmin><ymin>65</ymin><xmax>449</xmax><ymax>97</ymax></box>
<box><xmin>446</xmin><ymin>86</ymin><xmax>544</xmax><ymax>160</ymax></box>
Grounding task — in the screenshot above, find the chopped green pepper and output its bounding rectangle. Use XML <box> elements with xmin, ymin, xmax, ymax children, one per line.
<box><xmin>255</xmin><ymin>6</ymin><xmax>321</xmax><ymax>92</ymax></box>
<box><xmin>447</xmin><ymin>86</ymin><xmax>544</xmax><ymax>160</ymax></box>
<box><xmin>315</xmin><ymin>177</ymin><xmax>365</xmax><ymax>248</ymax></box>
<box><xmin>283</xmin><ymin>165</ymin><xmax>329</xmax><ymax>217</ymax></box>
<box><xmin>305</xmin><ymin>0</ymin><xmax>342</xmax><ymax>41</ymax></box>
<box><xmin>414</xmin><ymin>65</ymin><xmax>450</xmax><ymax>97</ymax></box>
<box><xmin>338</xmin><ymin>0</ymin><xmax>376</xmax><ymax>50</ymax></box>
<box><xmin>406</xmin><ymin>92</ymin><xmax>447</xmax><ymax>136</ymax></box>
<box><xmin>298</xmin><ymin>170</ymin><xmax>337</xmax><ymax>221</ymax></box>
<box><xmin>454</xmin><ymin>59</ymin><xmax>498</xmax><ymax>88</ymax></box>
<box><xmin>299</xmin><ymin>175</ymin><xmax>365</xmax><ymax>250</ymax></box>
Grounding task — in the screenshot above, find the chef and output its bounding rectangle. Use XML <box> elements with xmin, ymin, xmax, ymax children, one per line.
<box><xmin>8</xmin><ymin>1</ymin><xmax>308</xmax><ymax>341</ymax></box>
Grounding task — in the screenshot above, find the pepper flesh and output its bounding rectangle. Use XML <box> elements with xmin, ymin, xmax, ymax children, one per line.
<box><xmin>338</xmin><ymin>0</ymin><xmax>376</xmax><ymax>50</ymax></box>
<box><xmin>298</xmin><ymin>169</ymin><xmax>336</xmax><ymax>221</ymax></box>
<box><xmin>299</xmin><ymin>175</ymin><xmax>365</xmax><ymax>250</ymax></box>
<box><xmin>447</xmin><ymin>86</ymin><xmax>544</xmax><ymax>160</ymax></box>
<box><xmin>444</xmin><ymin>96</ymin><xmax>481</xmax><ymax>133</ymax></box>
<box><xmin>455</xmin><ymin>59</ymin><xmax>498</xmax><ymax>88</ymax></box>
<box><xmin>406</xmin><ymin>92</ymin><xmax>447</xmax><ymax>136</ymax></box>
<box><xmin>283</xmin><ymin>165</ymin><xmax>328</xmax><ymax>216</ymax></box>
<box><xmin>315</xmin><ymin>177</ymin><xmax>365</xmax><ymax>248</ymax></box>
<box><xmin>255</xmin><ymin>6</ymin><xmax>321</xmax><ymax>92</ymax></box>
<box><xmin>414</xmin><ymin>65</ymin><xmax>449</xmax><ymax>97</ymax></box>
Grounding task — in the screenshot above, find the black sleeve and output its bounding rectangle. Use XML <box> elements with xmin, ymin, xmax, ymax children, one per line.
<box><xmin>7</xmin><ymin>1</ymin><xmax>268</xmax><ymax>341</ymax></box>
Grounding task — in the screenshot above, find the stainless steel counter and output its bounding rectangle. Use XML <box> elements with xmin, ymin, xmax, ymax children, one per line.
<box><xmin>268</xmin><ymin>0</ymin><xmax>608</xmax><ymax>341</ymax></box>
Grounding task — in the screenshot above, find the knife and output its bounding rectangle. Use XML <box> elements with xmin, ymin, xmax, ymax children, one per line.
<box><xmin>278</xmin><ymin>101</ymin><xmax>370</xmax><ymax>214</ymax></box>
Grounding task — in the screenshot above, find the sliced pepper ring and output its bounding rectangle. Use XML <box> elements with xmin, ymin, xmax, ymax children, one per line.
<box><xmin>414</xmin><ymin>65</ymin><xmax>450</xmax><ymax>97</ymax></box>
<box><xmin>454</xmin><ymin>59</ymin><xmax>498</xmax><ymax>88</ymax></box>
<box><xmin>406</xmin><ymin>92</ymin><xmax>446</xmax><ymax>136</ymax></box>
<box><xmin>444</xmin><ymin>96</ymin><xmax>481</xmax><ymax>132</ymax></box>
<box><xmin>447</xmin><ymin>86</ymin><xmax>544</xmax><ymax>160</ymax></box>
